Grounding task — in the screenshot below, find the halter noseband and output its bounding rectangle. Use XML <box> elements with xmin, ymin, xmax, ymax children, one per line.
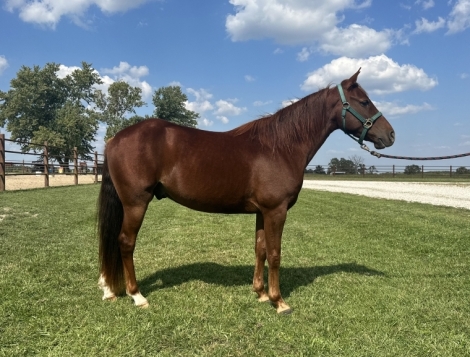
<box><xmin>337</xmin><ymin>84</ymin><xmax>382</xmax><ymax>146</ymax></box>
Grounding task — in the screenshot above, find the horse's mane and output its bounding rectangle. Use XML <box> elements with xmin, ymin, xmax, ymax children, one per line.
<box><xmin>229</xmin><ymin>87</ymin><xmax>332</xmax><ymax>151</ymax></box>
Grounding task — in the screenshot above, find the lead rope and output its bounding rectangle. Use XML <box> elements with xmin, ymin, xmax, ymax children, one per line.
<box><xmin>360</xmin><ymin>144</ymin><xmax>470</xmax><ymax>161</ymax></box>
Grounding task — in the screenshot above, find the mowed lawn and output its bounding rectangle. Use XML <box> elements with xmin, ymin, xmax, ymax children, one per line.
<box><xmin>0</xmin><ymin>184</ymin><xmax>469</xmax><ymax>356</ymax></box>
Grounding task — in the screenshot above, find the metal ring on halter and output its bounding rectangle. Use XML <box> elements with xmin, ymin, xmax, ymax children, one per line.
<box><xmin>342</xmin><ymin>102</ymin><xmax>350</xmax><ymax>109</ymax></box>
<box><xmin>363</xmin><ymin>119</ymin><xmax>373</xmax><ymax>129</ymax></box>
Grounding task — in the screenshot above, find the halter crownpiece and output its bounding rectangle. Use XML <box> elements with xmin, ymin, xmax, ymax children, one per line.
<box><xmin>337</xmin><ymin>84</ymin><xmax>382</xmax><ymax>147</ymax></box>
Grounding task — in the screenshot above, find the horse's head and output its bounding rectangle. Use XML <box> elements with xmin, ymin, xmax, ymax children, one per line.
<box><xmin>334</xmin><ymin>68</ymin><xmax>395</xmax><ymax>149</ymax></box>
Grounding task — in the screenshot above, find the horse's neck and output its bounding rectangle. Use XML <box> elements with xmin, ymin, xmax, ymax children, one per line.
<box><xmin>305</xmin><ymin>122</ymin><xmax>336</xmax><ymax>164</ymax></box>
<box><xmin>289</xmin><ymin>109</ymin><xmax>337</xmax><ymax>168</ymax></box>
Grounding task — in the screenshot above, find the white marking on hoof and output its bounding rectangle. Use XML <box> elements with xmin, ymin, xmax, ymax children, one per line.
<box><xmin>128</xmin><ymin>291</ymin><xmax>149</xmax><ymax>308</ymax></box>
<box><xmin>98</xmin><ymin>274</ymin><xmax>116</xmax><ymax>301</ymax></box>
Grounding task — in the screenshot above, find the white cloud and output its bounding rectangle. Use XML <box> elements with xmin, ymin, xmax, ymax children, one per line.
<box><xmin>56</xmin><ymin>62</ymin><xmax>152</xmax><ymax>99</ymax></box>
<box><xmin>103</xmin><ymin>62</ymin><xmax>149</xmax><ymax>78</ymax></box>
<box><xmin>447</xmin><ymin>0</ymin><xmax>470</xmax><ymax>33</ymax></box>
<box><xmin>199</xmin><ymin>118</ymin><xmax>214</xmax><ymax>127</ymax></box>
<box><xmin>226</xmin><ymin>0</ymin><xmax>393</xmax><ymax>57</ymax></box>
<box><xmin>214</xmin><ymin>99</ymin><xmax>246</xmax><ymax>116</ymax></box>
<box><xmin>0</xmin><ymin>55</ymin><xmax>9</xmax><ymax>75</ymax></box>
<box><xmin>416</xmin><ymin>0</ymin><xmax>435</xmax><ymax>10</ymax></box>
<box><xmin>413</xmin><ymin>17</ymin><xmax>446</xmax><ymax>33</ymax></box>
<box><xmin>374</xmin><ymin>101</ymin><xmax>434</xmax><ymax>117</ymax></box>
<box><xmin>5</xmin><ymin>0</ymin><xmax>153</xmax><ymax>28</ymax></box>
<box><xmin>253</xmin><ymin>100</ymin><xmax>272</xmax><ymax>106</ymax></box>
<box><xmin>282</xmin><ymin>99</ymin><xmax>299</xmax><ymax>108</ymax></box>
<box><xmin>101</xmin><ymin>62</ymin><xmax>152</xmax><ymax>99</ymax></box>
<box><xmin>57</xmin><ymin>64</ymin><xmax>81</xmax><ymax>78</ymax></box>
<box><xmin>273</xmin><ymin>48</ymin><xmax>284</xmax><ymax>54</ymax></box>
<box><xmin>461</xmin><ymin>72</ymin><xmax>469</xmax><ymax>79</ymax></box>
<box><xmin>297</xmin><ymin>47</ymin><xmax>311</xmax><ymax>62</ymax></box>
<box><xmin>319</xmin><ymin>25</ymin><xmax>392</xmax><ymax>57</ymax></box>
<box><xmin>217</xmin><ymin>116</ymin><xmax>230</xmax><ymax>124</ymax></box>
<box><xmin>185</xmin><ymin>88</ymin><xmax>214</xmax><ymax>113</ymax></box>
<box><xmin>244</xmin><ymin>75</ymin><xmax>255</xmax><ymax>82</ymax></box>
<box><xmin>301</xmin><ymin>54</ymin><xmax>438</xmax><ymax>94</ymax></box>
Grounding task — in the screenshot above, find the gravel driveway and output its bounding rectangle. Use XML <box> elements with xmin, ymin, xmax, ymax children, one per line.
<box><xmin>302</xmin><ymin>180</ymin><xmax>470</xmax><ymax>210</ymax></box>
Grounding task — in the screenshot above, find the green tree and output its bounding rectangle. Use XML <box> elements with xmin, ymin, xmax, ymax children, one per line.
<box><xmin>0</xmin><ymin>62</ymin><xmax>102</xmax><ymax>164</ymax></box>
<box><xmin>349</xmin><ymin>155</ymin><xmax>364</xmax><ymax>173</ymax></box>
<box><xmin>404</xmin><ymin>165</ymin><xmax>421</xmax><ymax>175</ymax></box>
<box><xmin>368</xmin><ymin>165</ymin><xmax>378</xmax><ymax>174</ymax></box>
<box><xmin>95</xmin><ymin>81</ymin><xmax>146</xmax><ymax>140</ymax></box>
<box><xmin>327</xmin><ymin>157</ymin><xmax>356</xmax><ymax>174</ymax></box>
<box><xmin>152</xmin><ymin>86</ymin><xmax>198</xmax><ymax>128</ymax></box>
<box><xmin>456</xmin><ymin>166</ymin><xmax>470</xmax><ymax>174</ymax></box>
<box><xmin>313</xmin><ymin>165</ymin><xmax>326</xmax><ymax>174</ymax></box>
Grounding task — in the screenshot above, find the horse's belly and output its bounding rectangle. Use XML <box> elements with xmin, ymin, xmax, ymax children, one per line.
<box><xmin>160</xmin><ymin>184</ymin><xmax>257</xmax><ymax>214</ymax></box>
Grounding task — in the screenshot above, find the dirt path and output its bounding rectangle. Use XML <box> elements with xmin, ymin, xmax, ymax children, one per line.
<box><xmin>303</xmin><ymin>180</ymin><xmax>470</xmax><ymax>210</ymax></box>
<box><xmin>4</xmin><ymin>174</ymin><xmax>101</xmax><ymax>191</ymax></box>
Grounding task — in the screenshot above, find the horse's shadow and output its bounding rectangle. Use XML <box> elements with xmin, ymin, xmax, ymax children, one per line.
<box><xmin>139</xmin><ymin>262</ymin><xmax>384</xmax><ymax>298</ymax></box>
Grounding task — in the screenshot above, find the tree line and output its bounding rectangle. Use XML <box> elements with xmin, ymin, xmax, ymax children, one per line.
<box><xmin>307</xmin><ymin>159</ymin><xmax>469</xmax><ymax>175</ymax></box>
<box><xmin>0</xmin><ymin>62</ymin><xmax>199</xmax><ymax>165</ymax></box>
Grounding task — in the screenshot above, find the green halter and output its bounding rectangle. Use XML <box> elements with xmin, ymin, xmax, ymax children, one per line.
<box><xmin>337</xmin><ymin>84</ymin><xmax>382</xmax><ymax>146</ymax></box>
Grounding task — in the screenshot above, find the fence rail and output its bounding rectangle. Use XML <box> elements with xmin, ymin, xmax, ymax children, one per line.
<box><xmin>305</xmin><ymin>164</ymin><xmax>470</xmax><ymax>179</ymax></box>
<box><xmin>0</xmin><ymin>134</ymin><xmax>104</xmax><ymax>191</ymax></box>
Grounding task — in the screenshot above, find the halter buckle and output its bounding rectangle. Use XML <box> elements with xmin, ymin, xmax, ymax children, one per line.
<box><xmin>363</xmin><ymin>119</ymin><xmax>373</xmax><ymax>129</ymax></box>
<box><xmin>342</xmin><ymin>102</ymin><xmax>350</xmax><ymax>110</ymax></box>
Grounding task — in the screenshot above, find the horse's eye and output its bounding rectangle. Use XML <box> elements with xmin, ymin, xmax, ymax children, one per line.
<box><xmin>360</xmin><ymin>100</ymin><xmax>370</xmax><ymax>106</ymax></box>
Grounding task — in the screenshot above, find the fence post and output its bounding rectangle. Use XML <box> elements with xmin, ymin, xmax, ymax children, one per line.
<box><xmin>392</xmin><ymin>165</ymin><xmax>395</xmax><ymax>178</ymax></box>
<box><xmin>0</xmin><ymin>134</ymin><xmax>5</xmax><ymax>191</ymax></box>
<box><xmin>44</xmin><ymin>141</ymin><xmax>49</xmax><ymax>187</ymax></box>
<box><xmin>421</xmin><ymin>165</ymin><xmax>424</xmax><ymax>179</ymax></box>
<box><xmin>94</xmin><ymin>151</ymin><xmax>98</xmax><ymax>184</ymax></box>
<box><xmin>74</xmin><ymin>147</ymin><xmax>78</xmax><ymax>185</ymax></box>
<box><xmin>450</xmin><ymin>165</ymin><xmax>452</xmax><ymax>178</ymax></box>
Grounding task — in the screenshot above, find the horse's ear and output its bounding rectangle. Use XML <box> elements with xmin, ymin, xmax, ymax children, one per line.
<box><xmin>348</xmin><ymin>67</ymin><xmax>361</xmax><ymax>84</ymax></box>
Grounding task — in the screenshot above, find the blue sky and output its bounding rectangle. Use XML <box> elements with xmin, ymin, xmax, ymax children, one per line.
<box><xmin>1</xmin><ymin>0</ymin><xmax>470</xmax><ymax>167</ymax></box>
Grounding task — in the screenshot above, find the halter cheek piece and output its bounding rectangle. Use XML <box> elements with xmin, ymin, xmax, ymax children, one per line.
<box><xmin>337</xmin><ymin>84</ymin><xmax>382</xmax><ymax>146</ymax></box>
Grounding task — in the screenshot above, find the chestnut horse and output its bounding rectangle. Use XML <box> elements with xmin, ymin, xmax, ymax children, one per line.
<box><xmin>97</xmin><ymin>69</ymin><xmax>395</xmax><ymax>314</ymax></box>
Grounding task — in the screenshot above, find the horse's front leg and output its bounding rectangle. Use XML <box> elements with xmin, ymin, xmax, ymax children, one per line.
<box><xmin>119</xmin><ymin>205</ymin><xmax>149</xmax><ymax>308</ymax></box>
<box><xmin>253</xmin><ymin>212</ymin><xmax>269</xmax><ymax>302</ymax></box>
<box><xmin>264</xmin><ymin>207</ymin><xmax>292</xmax><ymax>314</ymax></box>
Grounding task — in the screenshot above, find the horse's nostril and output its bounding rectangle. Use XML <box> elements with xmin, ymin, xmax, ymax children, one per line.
<box><xmin>390</xmin><ymin>130</ymin><xmax>395</xmax><ymax>142</ymax></box>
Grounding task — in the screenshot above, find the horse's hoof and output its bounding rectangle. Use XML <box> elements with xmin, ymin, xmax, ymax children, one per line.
<box><xmin>277</xmin><ymin>307</ymin><xmax>293</xmax><ymax>315</ymax></box>
<box><xmin>258</xmin><ymin>296</ymin><xmax>270</xmax><ymax>303</ymax></box>
<box><xmin>102</xmin><ymin>295</ymin><xmax>117</xmax><ymax>302</ymax></box>
<box><xmin>274</xmin><ymin>302</ymin><xmax>293</xmax><ymax>315</ymax></box>
<box><xmin>136</xmin><ymin>301</ymin><xmax>149</xmax><ymax>308</ymax></box>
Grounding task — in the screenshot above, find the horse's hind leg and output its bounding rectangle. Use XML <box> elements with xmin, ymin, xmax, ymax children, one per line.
<box><xmin>253</xmin><ymin>212</ymin><xmax>269</xmax><ymax>302</ymax></box>
<box><xmin>119</xmin><ymin>203</ymin><xmax>150</xmax><ymax>307</ymax></box>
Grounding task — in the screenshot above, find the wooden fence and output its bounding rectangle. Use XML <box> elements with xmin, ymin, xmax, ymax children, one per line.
<box><xmin>305</xmin><ymin>163</ymin><xmax>470</xmax><ymax>178</ymax></box>
<box><xmin>0</xmin><ymin>133</ymin><xmax>104</xmax><ymax>191</ymax></box>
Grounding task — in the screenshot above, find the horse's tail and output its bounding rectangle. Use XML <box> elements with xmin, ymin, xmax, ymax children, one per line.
<box><xmin>97</xmin><ymin>153</ymin><xmax>125</xmax><ymax>294</ymax></box>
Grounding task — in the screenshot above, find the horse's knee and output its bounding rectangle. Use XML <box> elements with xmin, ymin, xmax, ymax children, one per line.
<box><xmin>267</xmin><ymin>252</ymin><xmax>281</xmax><ymax>269</ymax></box>
<box><xmin>118</xmin><ymin>233</ymin><xmax>135</xmax><ymax>253</ymax></box>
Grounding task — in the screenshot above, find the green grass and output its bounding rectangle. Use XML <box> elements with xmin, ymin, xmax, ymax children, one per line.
<box><xmin>1</xmin><ymin>185</ymin><xmax>469</xmax><ymax>356</ymax></box>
